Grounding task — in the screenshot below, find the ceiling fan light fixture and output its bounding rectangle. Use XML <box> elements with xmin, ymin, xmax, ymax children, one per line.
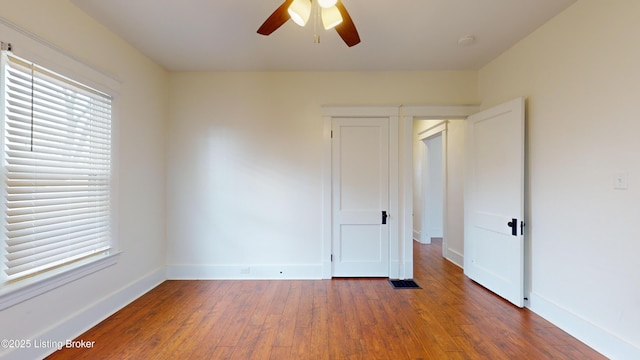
<box><xmin>258</xmin><ymin>0</ymin><xmax>359</xmax><ymax>46</ymax></box>
<box><xmin>321</xmin><ymin>5</ymin><xmax>343</xmax><ymax>30</ymax></box>
<box><xmin>318</xmin><ymin>0</ymin><xmax>338</xmax><ymax>9</ymax></box>
<box><xmin>288</xmin><ymin>0</ymin><xmax>312</xmax><ymax>27</ymax></box>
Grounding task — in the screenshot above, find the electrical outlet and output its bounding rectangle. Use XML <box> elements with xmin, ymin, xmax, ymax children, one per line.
<box><xmin>240</xmin><ymin>267</ymin><xmax>250</xmax><ymax>274</ymax></box>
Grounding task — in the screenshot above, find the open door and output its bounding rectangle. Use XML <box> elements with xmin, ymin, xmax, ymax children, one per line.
<box><xmin>464</xmin><ymin>97</ymin><xmax>525</xmax><ymax>307</ymax></box>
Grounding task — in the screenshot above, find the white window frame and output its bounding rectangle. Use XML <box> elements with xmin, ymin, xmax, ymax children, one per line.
<box><xmin>0</xmin><ymin>17</ymin><xmax>120</xmax><ymax>311</ymax></box>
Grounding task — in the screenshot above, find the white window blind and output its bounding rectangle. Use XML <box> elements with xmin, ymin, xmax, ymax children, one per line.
<box><xmin>1</xmin><ymin>51</ymin><xmax>112</xmax><ymax>281</ymax></box>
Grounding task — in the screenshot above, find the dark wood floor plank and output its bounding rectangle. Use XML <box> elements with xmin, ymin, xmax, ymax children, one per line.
<box><xmin>294</xmin><ymin>281</ymin><xmax>314</xmax><ymax>329</ymax></box>
<box><xmin>290</xmin><ymin>325</ymin><xmax>313</xmax><ymax>358</ymax></box>
<box><xmin>309</xmin><ymin>291</ymin><xmax>330</xmax><ymax>359</ymax></box>
<box><xmin>216</xmin><ymin>281</ymin><xmax>263</xmax><ymax>347</ymax></box>
<box><xmin>46</xmin><ymin>240</ymin><xmax>607</xmax><ymax>359</ymax></box>
<box><xmin>333</xmin><ymin>280</ymin><xmax>367</xmax><ymax>357</ymax></box>
<box><xmin>247</xmin><ymin>314</ymin><xmax>281</xmax><ymax>359</ymax></box>
<box><xmin>269</xmin><ymin>346</ymin><xmax>292</xmax><ymax>360</ymax></box>
<box><xmin>273</xmin><ymin>281</ymin><xmax>301</xmax><ymax>347</ymax></box>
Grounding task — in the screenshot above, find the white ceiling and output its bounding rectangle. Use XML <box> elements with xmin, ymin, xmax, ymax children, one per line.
<box><xmin>70</xmin><ymin>0</ymin><xmax>577</xmax><ymax>72</ymax></box>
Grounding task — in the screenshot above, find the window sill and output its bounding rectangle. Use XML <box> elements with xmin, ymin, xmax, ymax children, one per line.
<box><xmin>0</xmin><ymin>252</ymin><xmax>121</xmax><ymax>311</ymax></box>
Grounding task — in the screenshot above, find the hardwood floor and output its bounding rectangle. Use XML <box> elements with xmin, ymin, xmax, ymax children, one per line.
<box><xmin>46</xmin><ymin>240</ymin><xmax>605</xmax><ymax>359</ymax></box>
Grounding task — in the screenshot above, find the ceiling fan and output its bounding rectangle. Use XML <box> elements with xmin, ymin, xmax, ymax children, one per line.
<box><xmin>257</xmin><ymin>0</ymin><xmax>361</xmax><ymax>47</ymax></box>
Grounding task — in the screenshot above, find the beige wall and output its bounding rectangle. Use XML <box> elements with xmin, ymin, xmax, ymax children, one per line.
<box><xmin>0</xmin><ymin>1</ymin><xmax>168</xmax><ymax>358</ymax></box>
<box><xmin>479</xmin><ymin>0</ymin><xmax>640</xmax><ymax>357</ymax></box>
<box><xmin>165</xmin><ymin>71</ymin><xmax>477</xmax><ymax>275</ymax></box>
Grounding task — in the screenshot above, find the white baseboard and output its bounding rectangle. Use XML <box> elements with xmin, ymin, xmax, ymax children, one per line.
<box><xmin>166</xmin><ymin>264</ymin><xmax>323</xmax><ymax>280</ymax></box>
<box><xmin>445</xmin><ymin>248</ymin><xmax>464</xmax><ymax>268</ymax></box>
<box><xmin>528</xmin><ymin>292</ymin><xmax>640</xmax><ymax>360</ymax></box>
<box><xmin>413</xmin><ymin>230</ymin><xmax>431</xmax><ymax>244</ymax></box>
<box><xmin>2</xmin><ymin>268</ymin><xmax>165</xmax><ymax>360</ymax></box>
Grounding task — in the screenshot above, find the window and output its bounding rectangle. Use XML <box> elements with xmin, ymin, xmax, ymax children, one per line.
<box><xmin>0</xmin><ymin>50</ymin><xmax>113</xmax><ymax>285</ymax></box>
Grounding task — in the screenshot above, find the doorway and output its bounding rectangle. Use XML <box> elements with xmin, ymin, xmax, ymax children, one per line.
<box><xmin>402</xmin><ymin>100</ymin><xmax>527</xmax><ymax>308</ymax></box>
<box><xmin>422</xmin><ymin>135</ymin><xmax>444</xmax><ymax>245</ymax></box>
<box><xmin>413</xmin><ymin>122</ymin><xmax>444</xmax><ymax>246</ymax></box>
<box><xmin>412</xmin><ymin>119</ymin><xmax>465</xmax><ymax>267</ymax></box>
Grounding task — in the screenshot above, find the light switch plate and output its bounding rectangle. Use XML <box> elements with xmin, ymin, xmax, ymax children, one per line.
<box><xmin>613</xmin><ymin>173</ymin><xmax>629</xmax><ymax>190</ymax></box>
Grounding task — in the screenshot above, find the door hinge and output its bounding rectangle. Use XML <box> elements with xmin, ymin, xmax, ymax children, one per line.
<box><xmin>331</xmin><ymin>254</ymin><xmax>333</xmax><ymax>262</ymax></box>
<box><xmin>330</xmin><ymin>130</ymin><xmax>333</xmax><ymax>138</ymax></box>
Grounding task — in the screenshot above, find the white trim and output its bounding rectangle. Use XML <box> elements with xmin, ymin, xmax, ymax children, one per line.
<box><xmin>440</xmin><ymin>127</ymin><xmax>449</xmax><ymax>258</ymax></box>
<box><xmin>322</xmin><ymin>106</ymin><xmax>401</xmax><ymax>279</ymax></box>
<box><xmin>401</xmin><ymin>260</ymin><xmax>413</xmax><ymax>281</ymax></box>
<box><xmin>322</xmin><ymin>103</ymin><xmax>481</xmax><ymax>280</ymax></box>
<box><xmin>528</xmin><ymin>292</ymin><xmax>638</xmax><ymax>360</ymax></box>
<box><xmin>166</xmin><ymin>264</ymin><xmax>323</xmax><ymax>280</ymax></box>
<box><xmin>418</xmin><ymin>121</ymin><xmax>447</xmax><ymax>140</ymax></box>
<box><xmin>0</xmin><ymin>16</ymin><xmax>121</xmax><ymax>93</ymax></box>
<box><xmin>0</xmin><ymin>268</ymin><xmax>164</xmax><ymax>360</ymax></box>
<box><xmin>445</xmin><ymin>249</ymin><xmax>464</xmax><ymax>268</ymax></box>
<box><xmin>402</xmin><ymin>104</ymin><xmax>480</xmax><ymax>119</ymax></box>
<box><xmin>389</xmin><ymin>260</ymin><xmax>401</xmax><ymax>279</ymax></box>
<box><xmin>322</xmin><ymin>105</ymin><xmax>399</xmax><ymax>118</ymax></box>
<box><xmin>388</xmin><ymin>114</ymin><xmax>400</xmax><ymax>279</ymax></box>
<box><xmin>419</xmin><ymin>235</ymin><xmax>431</xmax><ymax>245</ymax></box>
<box><xmin>321</xmin><ymin>114</ymin><xmax>333</xmax><ymax>279</ymax></box>
<box><xmin>0</xmin><ymin>252</ymin><xmax>121</xmax><ymax>311</ymax></box>
<box><xmin>419</xmin><ymin>233</ymin><xmax>432</xmax><ymax>244</ymax></box>
<box><xmin>0</xmin><ymin>15</ymin><xmax>121</xmax><ymax>307</ymax></box>
<box><xmin>399</xmin><ymin>111</ymin><xmax>414</xmax><ymax>279</ymax></box>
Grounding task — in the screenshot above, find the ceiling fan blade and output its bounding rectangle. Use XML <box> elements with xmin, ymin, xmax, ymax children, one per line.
<box><xmin>257</xmin><ymin>0</ymin><xmax>294</xmax><ymax>35</ymax></box>
<box><xmin>334</xmin><ymin>1</ymin><xmax>360</xmax><ymax>47</ymax></box>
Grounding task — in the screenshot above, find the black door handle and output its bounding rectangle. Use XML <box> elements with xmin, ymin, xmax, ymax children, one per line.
<box><xmin>382</xmin><ymin>211</ymin><xmax>388</xmax><ymax>225</ymax></box>
<box><xmin>507</xmin><ymin>218</ymin><xmax>517</xmax><ymax>236</ymax></box>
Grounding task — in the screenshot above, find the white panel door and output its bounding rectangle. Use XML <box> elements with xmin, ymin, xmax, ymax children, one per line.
<box><xmin>332</xmin><ymin>117</ymin><xmax>389</xmax><ymax>277</ymax></box>
<box><xmin>464</xmin><ymin>98</ymin><xmax>525</xmax><ymax>307</ymax></box>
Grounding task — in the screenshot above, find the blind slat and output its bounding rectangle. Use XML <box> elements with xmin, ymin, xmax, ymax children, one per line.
<box><xmin>6</xmin><ymin>208</ymin><xmax>109</xmax><ymax>230</ymax></box>
<box><xmin>7</xmin><ymin>223</ymin><xmax>109</xmax><ymax>248</ymax></box>
<box><xmin>6</xmin><ymin>228</ymin><xmax>109</xmax><ymax>254</ymax></box>
<box><xmin>7</xmin><ymin>198</ymin><xmax>108</xmax><ymax>215</ymax></box>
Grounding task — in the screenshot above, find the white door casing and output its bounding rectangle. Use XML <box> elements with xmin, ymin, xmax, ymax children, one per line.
<box><xmin>331</xmin><ymin>117</ymin><xmax>390</xmax><ymax>277</ymax></box>
<box><xmin>323</xmin><ymin>104</ymin><xmax>479</xmax><ymax>280</ymax></box>
<box><xmin>464</xmin><ymin>97</ymin><xmax>525</xmax><ymax>307</ymax></box>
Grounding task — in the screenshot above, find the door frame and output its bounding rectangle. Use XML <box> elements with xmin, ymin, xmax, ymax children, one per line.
<box><xmin>322</xmin><ymin>104</ymin><xmax>479</xmax><ymax>279</ymax></box>
<box><xmin>322</xmin><ymin>106</ymin><xmax>399</xmax><ymax>279</ymax></box>
<box><xmin>399</xmin><ymin>105</ymin><xmax>479</xmax><ymax>279</ymax></box>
